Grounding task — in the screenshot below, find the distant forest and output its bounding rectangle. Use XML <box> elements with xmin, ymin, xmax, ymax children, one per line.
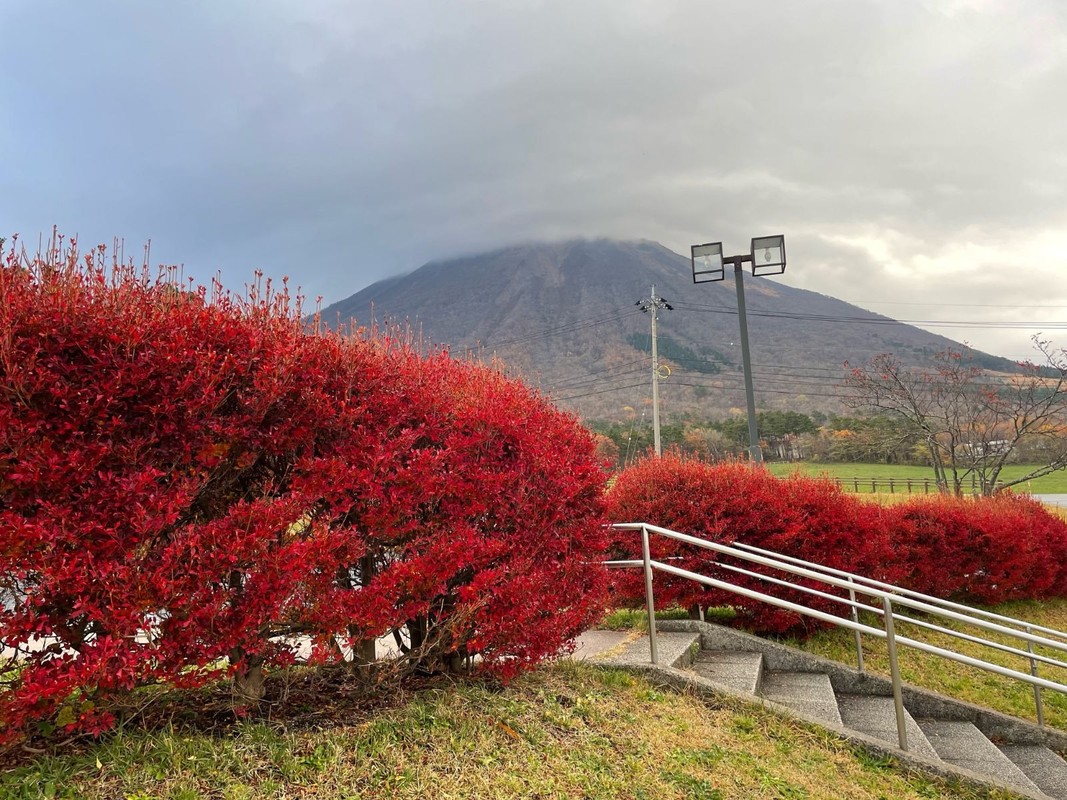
<box><xmin>588</xmin><ymin>410</ymin><xmax>1054</xmax><ymax>469</ymax></box>
<box><xmin>626</xmin><ymin>333</ymin><xmax>732</xmax><ymax>375</ymax></box>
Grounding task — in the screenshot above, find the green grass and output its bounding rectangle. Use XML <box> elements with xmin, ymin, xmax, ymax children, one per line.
<box><xmin>600</xmin><ymin>607</ymin><xmax>694</xmax><ymax>631</ymax></box>
<box><xmin>765</xmin><ymin>462</ymin><xmax>1067</xmax><ymax>494</ymax></box>
<box><xmin>0</xmin><ymin>662</ymin><xmax>1020</xmax><ymax>799</ymax></box>
<box><xmin>600</xmin><ymin>607</ymin><xmax>736</xmax><ymax>632</ymax></box>
<box><xmin>784</xmin><ymin>597</ymin><xmax>1067</xmax><ymax>729</ymax></box>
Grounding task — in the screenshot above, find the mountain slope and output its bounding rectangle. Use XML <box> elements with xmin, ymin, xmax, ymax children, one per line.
<box><xmin>320</xmin><ymin>239</ymin><xmax>1015</xmax><ymax>420</ymax></box>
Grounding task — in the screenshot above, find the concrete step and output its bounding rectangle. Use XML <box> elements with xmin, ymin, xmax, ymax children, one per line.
<box><xmin>836</xmin><ymin>694</ymin><xmax>939</xmax><ymax>760</ymax></box>
<box><xmin>595</xmin><ymin>631</ymin><xmax>701</xmax><ymax>669</ymax></box>
<box><xmin>760</xmin><ymin>671</ymin><xmax>843</xmax><ymax>725</ymax></box>
<box><xmin>999</xmin><ymin>745</ymin><xmax>1067</xmax><ymax>799</ymax></box>
<box><xmin>692</xmin><ymin>650</ymin><xmax>764</xmax><ymax>695</ymax></box>
<box><xmin>917</xmin><ymin>720</ymin><xmax>1040</xmax><ymax>795</ymax></box>
<box><xmin>647</xmin><ymin>622</ymin><xmax>1067</xmax><ymax>799</ymax></box>
<box><xmin>569</xmin><ymin>630</ymin><xmax>633</xmax><ymax>661</ymax></box>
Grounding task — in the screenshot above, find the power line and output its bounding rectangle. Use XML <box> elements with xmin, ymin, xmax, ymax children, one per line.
<box><xmin>446</xmin><ymin>302</ymin><xmax>1060</xmax><ymax>370</ymax></box>
<box><xmin>550</xmin><ymin>372</ymin><xmax>853</xmax><ymax>403</ymax></box>
<box><xmin>549</xmin><ymin>365</ymin><xmax>1031</xmax><ymax>403</ymax></box>
<box><xmin>552</xmin><ymin>381</ymin><xmax>649</xmax><ymax>402</ymax></box>
<box><xmin>552</xmin><ymin>373</ymin><xmax>1039</xmax><ymax>406</ymax></box>
<box><xmin>662</xmin><ymin>355</ymin><xmax>844</xmax><ymax>376</ymax></box>
<box><xmin>545</xmin><ymin>360</ymin><xmax>647</xmax><ymax>390</ymax></box>
<box><xmin>842</xmin><ymin>299</ymin><xmax>1067</xmax><ymax>310</ymax></box>
<box><xmin>669</xmin><ymin>301</ymin><xmax>1067</xmax><ymax>330</ymax></box>
<box><xmin>472</xmin><ymin>308</ymin><xmax>642</xmax><ymax>349</ymax></box>
<box><xmin>680</xmin><ymin>335</ymin><xmax>1026</xmax><ymax>358</ymax></box>
<box><xmin>656</xmin><ymin>362</ymin><xmax>1017</xmax><ymax>387</ymax></box>
<box><xmin>669</xmin><ymin>380</ymin><xmax>862</xmax><ymax>401</ymax></box>
<box><xmin>544</xmin><ymin>356</ymin><xmax>1034</xmax><ymax>392</ymax></box>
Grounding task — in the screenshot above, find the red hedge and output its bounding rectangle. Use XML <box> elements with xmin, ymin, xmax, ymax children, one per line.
<box><xmin>883</xmin><ymin>494</ymin><xmax>1067</xmax><ymax>604</ymax></box>
<box><xmin>0</xmin><ymin>238</ymin><xmax>608</xmax><ymax>742</ymax></box>
<box><xmin>605</xmin><ymin>456</ymin><xmax>895</xmax><ymax>635</ymax></box>
<box><xmin>0</xmin><ymin>245</ymin><xmax>382</xmax><ymax>736</ymax></box>
<box><xmin>605</xmin><ymin>456</ymin><xmax>1067</xmax><ymax>635</ymax></box>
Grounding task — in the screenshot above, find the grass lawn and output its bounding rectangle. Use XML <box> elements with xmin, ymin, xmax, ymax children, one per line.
<box><xmin>765</xmin><ymin>462</ymin><xmax>1067</xmax><ymax>494</ymax></box>
<box><xmin>784</xmin><ymin>597</ymin><xmax>1067</xmax><ymax>729</ymax></box>
<box><xmin>2</xmin><ymin>662</ymin><xmax>1021</xmax><ymax>800</ymax></box>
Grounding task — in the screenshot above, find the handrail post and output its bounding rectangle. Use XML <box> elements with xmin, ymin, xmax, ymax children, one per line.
<box><xmin>848</xmin><ymin>577</ymin><xmax>864</xmax><ymax>673</ymax></box>
<box><xmin>882</xmin><ymin>596</ymin><xmax>909</xmax><ymax>751</ymax></box>
<box><xmin>1027</xmin><ymin>625</ymin><xmax>1045</xmax><ymax>727</ymax></box>
<box><xmin>641</xmin><ymin>524</ymin><xmax>659</xmax><ymax>665</ymax></box>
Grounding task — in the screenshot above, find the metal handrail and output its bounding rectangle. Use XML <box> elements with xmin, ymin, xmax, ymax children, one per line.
<box><xmin>732</xmin><ymin>540</ymin><xmax>1067</xmax><ymax>645</ymax></box>
<box><xmin>610</xmin><ymin>522</ymin><xmax>1067</xmax><ymax>749</ymax></box>
<box><xmin>613</xmin><ymin>523</ymin><xmax>1067</xmax><ymax>656</ymax></box>
<box><xmin>677</xmin><ymin>557</ymin><xmax>1067</xmax><ymax>675</ymax></box>
<box><xmin>707</xmin><ymin>562</ymin><xmax>1067</xmax><ymax>672</ymax></box>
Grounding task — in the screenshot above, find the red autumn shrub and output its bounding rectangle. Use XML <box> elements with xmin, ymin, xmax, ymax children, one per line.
<box><xmin>333</xmin><ymin>351</ymin><xmax>609</xmax><ymax>678</ymax></box>
<box><xmin>0</xmin><ymin>239</ymin><xmax>382</xmax><ymax>737</ymax></box>
<box><xmin>412</xmin><ymin>357</ymin><xmax>609</xmax><ymax>675</ymax></box>
<box><xmin>884</xmin><ymin>493</ymin><xmax>1067</xmax><ymax>604</ymax></box>
<box><xmin>605</xmin><ymin>455</ymin><xmax>894</xmax><ymax>635</ymax></box>
<box><xmin>0</xmin><ymin>235</ymin><xmax>609</xmax><ymax>741</ymax></box>
<box><xmin>149</xmin><ymin>347</ymin><xmax>610</xmax><ymax>683</ymax></box>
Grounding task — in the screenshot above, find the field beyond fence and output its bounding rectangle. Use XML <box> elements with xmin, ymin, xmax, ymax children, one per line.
<box><xmin>765</xmin><ymin>462</ymin><xmax>1067</xmax><ymax>494</ymax></box>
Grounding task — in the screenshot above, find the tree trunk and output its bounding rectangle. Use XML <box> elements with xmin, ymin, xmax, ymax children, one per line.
<box><xmin>348</xmin><ymin>554</ymin><xmax>379</xmax><ymax>674</ymax></box>
<box><xmin>226</xmin><ymin>568</ymin><xmax>265</xmax><ymax>705</ymax></box>
<box><xmin>231</xmin><ymin>650</ymin><xmax>266</xmax><ymax>705</ymax></box>
<box><xmin>446</xmin><ymin>652</ymin><xmax>465</xmax><ymax>673</ymax></box>
<box><xmin>349</xmin><ymin>633</ymin><xmax>377</xmax><ymax>677</ymax></box>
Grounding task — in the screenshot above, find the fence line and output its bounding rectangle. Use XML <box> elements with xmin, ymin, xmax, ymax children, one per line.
<box><xmin>827</xmin><ymin>475</ymin><xmax>1007</xmax><ymax>494</ymax></box>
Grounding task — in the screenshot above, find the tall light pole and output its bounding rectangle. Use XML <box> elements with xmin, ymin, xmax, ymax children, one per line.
<box><xmin>637</xmin><ymin>285</ymin><xmax>673</xmax><ymax>456</ymax></box>
<box><xmin>691</xmin><ymin>235</ymin><xmax>787</xmax><ymax>463</ymax></box>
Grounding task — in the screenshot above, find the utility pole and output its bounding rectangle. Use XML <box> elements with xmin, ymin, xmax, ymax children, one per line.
<box><xmin>637</xmin><ymin>285</ymin><xmax>673</xmax><ymax>456</ymax></box>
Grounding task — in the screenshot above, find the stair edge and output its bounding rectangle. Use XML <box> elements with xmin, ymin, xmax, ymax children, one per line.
<box><xmin>616</xmin><ymin>662</ymin><xmax>1056</xmax><ymax>800</ymax></box>
<box><xmin>657</xmin><ymin>619</ymin><xmax>1067</xmax><ymax>754</ymax></box>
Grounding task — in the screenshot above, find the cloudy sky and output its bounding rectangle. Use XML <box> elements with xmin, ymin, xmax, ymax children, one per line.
<box><xmin>3</xmin><ymin>0</ymin><xmax>1065</xmax><ymax>360</ymax></box>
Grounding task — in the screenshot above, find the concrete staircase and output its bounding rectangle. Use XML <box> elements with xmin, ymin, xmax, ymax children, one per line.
<box><xmin>590</xmin><ymin>621</ymin><xmax>1067</xmax><ymax>800</ymax></box>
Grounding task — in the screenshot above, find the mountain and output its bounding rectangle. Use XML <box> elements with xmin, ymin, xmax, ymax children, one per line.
<box><xmin>319</xmin><ymin>239</ymin><xmax>1018</xmax><ymax>421</ymax></box>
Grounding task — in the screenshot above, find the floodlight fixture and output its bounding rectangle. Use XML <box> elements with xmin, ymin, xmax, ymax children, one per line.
<box><xmin>689</xmin><ymin>232</ymin><xmax>789</xmax><ymax>464</ymax></box>
<box><xmin>691</xmin><ymin>242</ymin><xmax>725</xmax><ymax>283</ymax></box>
<box><xmin>750</xmin><ymin>234</ymin><xmax>786</xmax><ymax>276</ymax></box>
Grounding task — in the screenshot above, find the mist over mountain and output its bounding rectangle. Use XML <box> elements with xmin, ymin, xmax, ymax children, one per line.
<box><xmin>320</xmin><ymin>239</ymin><xmax>1017</xmax><ymax>421</ymax></box>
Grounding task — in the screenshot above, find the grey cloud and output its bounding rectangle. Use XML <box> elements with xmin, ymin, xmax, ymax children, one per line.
<box><xmin>1</xmin><ymin>0</ymin><xmax>1065</xmax><ymax>357</ymax></box>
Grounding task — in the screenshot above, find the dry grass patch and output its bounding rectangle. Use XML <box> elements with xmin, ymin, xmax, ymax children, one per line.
<box><xmin>0</xmin><ymin>662</ymin><xmax>1021</xmax><ymax>799</ymax></box>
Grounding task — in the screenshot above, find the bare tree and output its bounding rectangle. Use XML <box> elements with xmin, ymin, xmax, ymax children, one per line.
<box><xmin>844</xmin><ymin>337</ymin><xmax>1067</xmax><ymax>496</ymax></box>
